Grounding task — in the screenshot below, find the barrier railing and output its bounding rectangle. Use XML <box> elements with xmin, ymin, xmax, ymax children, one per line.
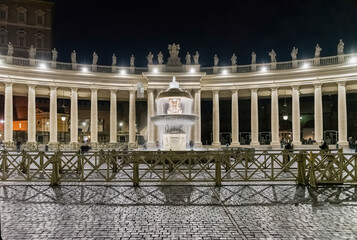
<box><xmin>0</xmin><ymin>149</ymin><xmax>355</xmax><ymax>187</ymax></box>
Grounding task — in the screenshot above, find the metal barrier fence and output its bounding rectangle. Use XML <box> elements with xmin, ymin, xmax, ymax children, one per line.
<box><xmin>0</xmin><ymin>149</ymin><xmax>356</xmax><ymax>187</ymax></box>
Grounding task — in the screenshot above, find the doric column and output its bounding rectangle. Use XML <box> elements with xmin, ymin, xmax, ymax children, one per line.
<box><xmin>4</xmin><ymin>82</ymin><xmax>13</xmax><ymax>146</ymax></box>
<box><xmin>231</xmin><ymin>89</ymin><xmax>240</xmax><ymax>147</ymax></box>
<box><xmin>250</xmin><ymin>89</ymin><xmax>260</xmax><ymax>145</ymax></box>
<box><xmin>90</xmin><ymin>88</ymin><xmax>98</xmax><ymax>147</ymax></box>
<box><xmin>147</xmin><ymin>89</ymin><xmax>155</xmax><ymax>148</ymax></box>
<box><xmin>109</xmin><ymin>89</ymin><xmax>117</xmax><ymax>143</ymax></box>
<box><xmin>212</xmin><ymin>90</ymin><xmax>221</xmax><ymax>147</ymax></box>
<box><xmin>70</xmin><ymin>88</ymin><xmax>78</xmax><ymax>147</ymax></box>
<box><xmin>128</xmin><ymin>90</ymin><xmax>136</xmax><ymax>148</ymax></box>
<box><xmin>337</xmin><ymin>82</ymin><xmax>348</xmax><ymax>146</ymax></box>
<box><xmin>27</xmin><ymin>84</ymin><xmax>36</xmax><ymax>149</ymax></box>
<box><xmin>270</xmin><ymin>87</ymin><xmax>280</xmax><ymax>146</ymax></box>
<box><xmin>314</xmin><ymin>84</ymin><xmax>323</xmax><ymax>143</ymax></box>
<box><xmin>194</xmin><ymin>90</ymin><xmax>202</xmax><ymax>147</ymax></box>
<box><xmin>49</xmin><ymin>86</ymin><xmax>58</xmax><ymax>146</ymax></box>
<box><xmin>292</xmin><ymin>86</ymin><xmax>301</xmax><ymax>146</ymax></box>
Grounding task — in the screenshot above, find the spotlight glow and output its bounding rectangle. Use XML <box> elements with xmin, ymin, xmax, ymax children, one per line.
<box><xmin>283</xmin><ymin>115</ymin><xmax>288</xmax><ymax>120</ymax></box>
<box><xmin>153</xmin><ymin>68</ymin><xmax>158</xmax><ymax>73</ymax></box>
<box><xmin>39</xmin><ymin>63</ymin><xmax>47</xmax><ymax>69</ymax></box>
<box><xmin>61</xmin><ymin>116</ymin><xmax>66</xmax><ymax>121</ymax></box>
<box><xmin>82</xmin><ymin>67</ymin><xmax>88</xmax><ymax>73</ymax></box>
<box><xmin>349</xmin><ymin>57</ymin><xmax>357</xmax><ymax>63</ymax></box>
<box><xmin>302</xmin><ymin>63</ymin><xmax>310</xmax><ymax>69</ymax></box>
<box><xmin>261</xmin><ymin>67</ymin><xmax>267</xmax><ymax>72</ymax></box>
<box><xmin>120</xmin><ymin>69</ymin><xmax>126</xmax><ymax>75</ymax></box>
<box><xmin>190</xmin><ymin>68</ymin><xmax>195</xmax><ymax>73</ymax></box>
<box><xmin>222</xmin><ymin>69</ymin><xmax>228</xmax><ymax>74</ymax></box>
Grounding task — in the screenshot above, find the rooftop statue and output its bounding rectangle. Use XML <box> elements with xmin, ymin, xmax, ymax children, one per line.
<box><xmin>157</xmin><ymin>51</ymin><xmax>164</xmax><ymax>64</ymax></box>
<box><xmin>185</xmin><ymin>52</ymin><xmax>191</xmax><ymax>65</ymax></box>
<box><xmin>7</xmin><ymin>42</ymin><xmax>13</xmax><ymax>56</ymax></box>
<box><xmin>71</xmin><ymin>50</ymin><xmax>77</xmax><ymax>63</ymax></box>
<box><xmin>214</xmin><ymin>54</ymin><xmax>219</xmax><ymax>66</ymax></box>
<box><xmin>231</xmin><ymin>53</ymin><xmax>237</xmax><ymax>65</ymax></box>
<box><xmin>147</xmin><ymin>52</ymin><xmax>154</xmax><ymax>64</ymax></box>
<box><xmin>193</xmin><ymin>51</ymin><xmax>199</xmax><ymax>65</ymax></box>
<box><xmin>167</xmin><ymin>43</ymin><xmax>182</xmax><ymax>65</ymax></box>
<box><xmin>28</xmin><ymin>45</ymin><xmax>36</xmax><ymax>59</ymax></box>
<box><xmin>52</xmin><ymin>48</ymin><xmax>58</xmax><ymax>61</ymax></box>
<box><xmin>251</xmin><ymin>51</ymin><xmax>256</xmax><ymax>64</ymax></box>
<box><xmin>112</xmin><ymin>54</ymin><xmax>116</xmax><ymax>66</ymax></box>
<box><xmin>92</xmin><ymin>52</ymin><xmax>98</xmax><ymax>65</ymax></box>
<box><xmin>315</xmin><ymin>44</ymin><xmax>322</xmax><ymax>57</ymax></box>
<box><xmin>130</xmin><ymin>55</ymin><xmax>135</xmax><ymax>67</ymax></box>
<box><xmin>291</xmin><ymin>47</ymin><xmax>298</xmax><ymax>60</ymax></box>
<box><xmin>337</xmin><ymin>39</ymin><xmax>344</xmax><ymax>55</ymax></box>
<box><xmin>269</xmin><ymin>49</ymin><xmax>276</xmax><ymax>62</ymax></box>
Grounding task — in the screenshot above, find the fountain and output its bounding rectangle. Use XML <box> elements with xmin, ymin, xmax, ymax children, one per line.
<box><xmin>151</xmin><ymin>77</ymin><xmax>198</xmax><ymax>150</ymax></box>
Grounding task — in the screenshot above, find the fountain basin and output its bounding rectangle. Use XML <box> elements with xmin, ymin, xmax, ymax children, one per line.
<box><xmin>151</xmin><ymin>114</ymin><xmax>198</xmax><ymax>126</ymax></box>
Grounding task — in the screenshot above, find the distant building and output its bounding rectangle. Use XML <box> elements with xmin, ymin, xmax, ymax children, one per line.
<box><xmin>0</xmin><ymin>0</ymin><xmax>53</xmax><ymax>58</ymax></box>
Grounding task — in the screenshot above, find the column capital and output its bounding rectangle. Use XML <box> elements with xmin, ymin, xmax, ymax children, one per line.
<box><xmin>129</xmin><ymin>89</ymin><xmax>136</xmax><ymax>94</ymax></box>
<box><xmin>212</xmin><ymin>90</ymin><xmax>219</xmax><ymax>94</ymax></box>
<box><xmin>70</xmin><ymin>87</ymin><xmax>78</xmax><ymax>91</ymax></box>
<box><xmin>110</xmin><ymin>89</ymin><xmax>117</xmax><ymax>94</ymax></box>
<box><xmin>250</xmin><ymin>88</ymin><xmax>258</xmax><ymax>93</ymax></box>
<box><xmin>194</xmin><ymin>89</ymin><xmax>201</xmax><ymax>94</ymax></box>
<box><xmin>49</xmin><ymin>86</ymin><xmax>57</xmax><ymax>91</ymax></box>
<box><xmin>291</xmin><ymin>86</ymin><xmax>299</xmax><ymax>91</ymax></box>
<box><xmin>313</xmin><ymin>83</ymin><xmax>322</xmax><ymax>88</ymax></box>
<box><xmin>147</xmin><ymin>89</ymin><xmax>154</xmax><ymax>94</ymax></box>
<box><xmin>231</xmin><ymin>89</ymin><xmax>239</xmax><ymax>94</ymax></box>
<box><xmin>271</xmin><ymin>87</ymin><xmax>278</xmax><ymax>91</ymax></box>
<box><xmin>90</xmin><ymin>87</ymin><xmax>98</xmax><ymax>93</ymax></box>
<box><xmin>27</xmin><ymin>83</ymin><xmax>36</xmax><ymax>89</ymax></box>
<box><xmin>4</xmin><ymin>82</ymin><xmax>14</xmax><ymax>87</ymax></box>
<box><xmin>337</xmin><ymin>81</ymin><xmax>346</xmax><ymax>87</ymax></box>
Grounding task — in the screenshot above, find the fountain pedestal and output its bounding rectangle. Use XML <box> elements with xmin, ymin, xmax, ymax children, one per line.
<box><xmin>163</xmin><ymin>133</ymin><xmax>186</xmax><ymax>150</ymax></box>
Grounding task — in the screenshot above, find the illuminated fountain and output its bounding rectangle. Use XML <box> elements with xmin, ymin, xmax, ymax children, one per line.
<box><xmin>151</xmin><ymin>77</ymin><xmax>197</xmax><ymax>150</ymax></box>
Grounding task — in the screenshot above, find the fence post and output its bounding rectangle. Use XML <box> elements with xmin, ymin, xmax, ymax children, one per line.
<box><xmin>20</xmin><ymin>150</ymin><xmax>28</xmax><ymax>174</ymax></box>
<box><xmin>308</xmin><ymin>151</ymin><xmax>316</xmax><ymax>187</ymax></box>
<box><xmin>111</xmin><ymin>150</ymin><xmax>118</xmax><ymax>173</ymax></box>
<box><xmin>168</xmin><ymin>150</ymin><xmax>174</xmax><ymax>173</ymax></box>
<box><xmin>215</xmin><ymin>153</ymin><xmax>222</xmax><ymax>186</ymax></box>
<box><xmin>50</xmin><ymin>152</ymin><xmax>60</xmax><ymax>186</ymax></box>
<box><xmin>133</xmin><ymin>152</ymin><xmax>139</xmax><ymax>187</ymax></box>
<box><xmin>297</xmin><ymin>151</ymin><xmax>306</xmax><ymax>185</ymax></box>
<box><xmin>1</xmin><ymin>150</ymin><xmax>8</xmax><ymax>180</ymax></box>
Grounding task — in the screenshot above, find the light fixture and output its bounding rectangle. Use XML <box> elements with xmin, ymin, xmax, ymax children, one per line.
<box><xmin>153</xmin><ymin>68</ymin><xmax>158</xmax><ymax>73</ymax></box>
<box><xmin>222</xmin><ymin>69</ymin><xmax>228</xmax><ymax>74</ymax></box>
<box><xmin>190</xmin><ymin>68</ymin><xmax>195</xmax><ymax>73</ymax></box>
<box><xmin>46</xmin><ymin>121</ymin><xmax>49</xmax><ymax>125</ymax></box>
<box><xmin>39</xmin><ymin>63</ymin><xmax>47</xmax><ymax>69</ymax></box>
<box><xmin>282</xmin><ymin>98</ymin><xmax>288</xmax><ymax>120</ymax></box>
<box><xmin>120</xmin><ymin>69</ymin><xmax>126</xmax><ymax>75</ymax></box>
<box><xmin>119</xmin><ymin>122</ymin><xmax>123</xmax><ymax>127</ymax></box>
<box><xmin>82</xmin><ymin>122</ymin><xmax>86</xmax><ymax>126</ymax></box>
<box><xmin>302</xmin><ymin>63</ymin><xmax>310</xmax><ymax>69</ymax></box>
<box><xmin>283</xmin><ymin>115</ymin><xmax>288</xmax><ymax>120</ymax></box>
<box><xmin>82</xmin><ymin>67</ymin><xmax>88</xmax><ymax>73</ymax></box>
<box><xmin>61</xmin><ymin>116</ymin><xmax>66</xmax><ymax>121</ymax></box>
<box><xmin>261</xmin><ymin>66</ymin><xmax>267</xmax><ymax>72</ymax></box>
<box><xmin>0</xmin><ymin>120</ymin><xmax>4</xmax><ymax>124</ymax></box>
<box><xmin>300</xmin><ymin>116</ymin><xmax>302</xmax><ymax>120</ymax></box>
<box><xmin>349</xmin><ymin>57</ymin><xmax>357</xmax><ymax>63</ymax></box>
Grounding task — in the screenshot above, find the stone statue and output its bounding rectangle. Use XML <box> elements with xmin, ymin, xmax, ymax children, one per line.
<box><xmin>71</xmin><ymin>50</ymin><xmax>77</xmax><ymax>63</ymax></box>
<box><xmin>315</xmin><ymin>44</ymin><xmax>322</xmax><ymax>58</ymax></box>
<box><xmin>231</xmin><ymin>53</ymin><xmax>237</xmax><ymax>65</ymax></box>
<box><xmin>193</xmin><ymin>51</ymin><xmax>199</xmax><ymax>65</ymax></box>
<box><xmin>213</xmin><ymin>54</ymin><xmax>219</xmax><ymax>66</ymax></box>
<box><xmin>51</xmin><ymin>48</ymin><xmax>58</xmax><ymax>61</ymax></box>
<box><xmin>112</xmin><ymin>54</ymin><xmax>116</xmax><ymax>66</ymax></box>
<box><xmin>157</xmin><ymin>51</ymin><xmax>164</xmax><ymax>64</ymax></box>
<box><xmin>7</xmin><ymin>42</ymin><xmax>13</xmax><ymax>56</ymax></box>
<box><xmin>146</xmin><ymin>52</ymin><xmax>153</xmax><ymax>64</ymax></box>
<box><xmin>291</xmin><ymin>47</ymin><xmax>298</xmax><ymax>60</ymax></box>
<box><xmin>28</xmin><ymin>45</ymin><xmax>36</xmax><ymax>59</ymax></box>
<box><xmin>337</xmin><ymin>39</ymin><xmax>344</xmax><ymax>55</ymax></box>
<box><xmin>269</xmin><ymin>49</ymin><xmax>276</xmax><ymax>62</ymax></box>
<box><xmin>251</xmin><ymin>52</ymin><xmax>256</xmax><ymax>64</ymax></box>
<box><xmin>130</xmin><ymin>55</ymin><xmax>135</xmax><ymax>67</ymax></box>
<box><xmin>167</xmin><ymin>43</ymin><xmax>181</xmax><ymax>65</ymax></box>
<box><xmin>92</xmin><ymin>52</ymin><xmax>98</xmax><ymax>65</ymax></box>
<box><xmin>185</xmin><ymin>52</ymin><xmax>191</xmax><ymax>65</ymax></box>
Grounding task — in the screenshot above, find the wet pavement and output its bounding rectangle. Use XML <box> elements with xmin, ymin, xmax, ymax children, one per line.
<box><xmin>0</xmin><ymin>182</ymin><xmax>357</xmax><ymax>239</ymax></box>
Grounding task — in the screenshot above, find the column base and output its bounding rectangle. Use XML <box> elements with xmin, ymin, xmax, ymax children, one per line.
<box><xmin>337</xmin><ymin>141</ymin><xmax>349</xmax><ymax>147</ymax></box>
<box><xmin>128</xmin><ymin>142</ymin><xmax>137</xmax><ymax>149</ymax></box>
<box><xmin>90</xmin><ymin>142</ymin><xmax>98</xmax><ymax>149</ymax></box>
<box><xmin>4</xmin><ymin>141</ymin><xmax>14</xmax><ymax>149</ymax></box>
<box><xmin>250</xmin><ymin>141</ymin><xmax>260</xmax><ymax>146</ymax></box>
<box><xmin>292</xmin><ymin>141</ymin><xmax>302</xmax><ymax>147</ymax></box>
<box><xmin>26</xmin><ymin>142</ymin><xmax>37</xmax><ymax>150</ymax></box>
<box><xmin>48</xmin><ymin>142</ymin><xmax>59</xmax><ymax>150</ymax></box>
<box><xmin>211</xmin><ymin>142</ymin><xmax>221</xmax><ymax>148</ymax></box>
<box><xmin>230</xmin><ymin>142</ymin><xmax>240</xmax><ymax>147</ymax></box>
<box><xmin>270</xmin><ymin>141</ymin><xmax>280</xmax><ymax>147</ymax></box>
<box><xmin>146</xmin><ymin>141</ymin><xmax>156</xmax><ymax>149</ymax></box>
<box><xmin>70</xmin><ymin>142</ymin><xmax>81</xmax><ymax>150</ymax></box>
<box><xmin>194</xmin><ymin>142</ymin><xmax>203</xmax><ymax>148</ymax></box>
<box><xmin>108</xmin><ymin>142</ymin><xmax>119</xmax><ymax>148</ymax></box>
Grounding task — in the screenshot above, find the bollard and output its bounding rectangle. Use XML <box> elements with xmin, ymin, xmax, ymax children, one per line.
<box><xmin>308</xmin><ymin>151</ymin><xmax>317</xmax><ymax>187</ymax></box>
<box><xmin>50</xmin><ymin>152</ymin><xmax>60</xmax><ymax>186</ymax></box>
<box><xmin>215</xmin><ymin>154</ymin><xmax>222</xmax><ymax>186</ymax></box>
<box><xmin>132</xmin><ymin>153</ymin><xmax>139</xmax><ymax>187</ymax></box>
<box><xmin>297</xmin><ymin>151</ymin><xmax>306</xmax><ymax>185</ymax></box>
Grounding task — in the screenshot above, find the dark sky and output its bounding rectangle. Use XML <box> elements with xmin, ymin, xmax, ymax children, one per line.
<box><xmin>52</xmin><ymin>0</ymin><xmax>357</xmax><ymax>67</ymax></box>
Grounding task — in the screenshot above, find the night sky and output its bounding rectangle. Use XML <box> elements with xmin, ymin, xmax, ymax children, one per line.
<box><xmin>52</xmin><ymin>0</ymin><xmax>357</xmax><ymax>67</ymax></box>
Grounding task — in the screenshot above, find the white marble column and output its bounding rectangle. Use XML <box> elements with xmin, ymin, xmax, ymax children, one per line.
<box><xmin>49</xmin><ymin>86</ymin><xmax>58</xmax><ymax>146</ymax></box>
<box><xmin>231</xmin><ymin>89</ymin><xmax>240</xmax><ymax>147</ymax></box>
<box><xmin>90</xmin><ymin>88</ymin><xmax>98</xmax><ymax>147</ymax></box>
<box><xmin>27</xmin><ymin>84</ymin><xmax>36</xmax><ymax>149</ymax></box>
<box><xmin>337</xmin><ymin>81</ymin><xmax>348</xmax><ymax>146</ymax></box>
<box><xmin>128</xmin><ymin>90</ymin><xmax>136</xmax><ymax>148</ymax></box>
<box><xmin>4</xmin><ymin>82</ymin><xmax>13</xmax><ymax>146</ymax></box>
<box><xmin>194</xmin><ymin>90</ymin><xmax>202</xmax><ymax>147</ymax></box>
<box><xmin>147</xmin><ymin>89</ymin><xmax>155</xmax><ymax>148</ymax></box>
<box><xmin>70</xmin><ymin>88</ymin><xmax>78</xmax><ymax>147</ymax></box>
<box><xmin>109</xmin><ymin>90</ymin><xmax>117</xmax><ymax>144</ymax></box>
<box><xmin>250</xmin><ymin>89</ymin><xmax>260</xmax><ymax>145</ymax></box>
<box><xmin>270</xmin><ymin>87</ymin><xmax>280</xmax><ymax>146</ymax></box>
<box><xmin>212</xmin><ymin>90</ymin><xmax>221</xmax><ymax>148</ymax></box>
<box><xmin>292</xmin><ymin>86</ymin><xmax>301</xmax><ymax>146</ymax></box>
<box><xmin>314</xmin><ymin>84</ymin><xmax>323</xmax><ymax>143</ymax></box>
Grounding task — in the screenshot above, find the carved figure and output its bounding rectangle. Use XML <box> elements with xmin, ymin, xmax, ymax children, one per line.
<box><xmin>71</xmin><ymin>50</ymin><xmax>77</xmax><ymax>63</ymax></box>
<box><xmin>291</xmin><ymin>47</ymin><xmax>298</xmax><ymax>60</ymax></box>
<box><xmin>92</xmin><ymin>52</ymin><xmax>98</xmax><ymax>65</ymax></box>
<box><xmin>337</xmin><ymin>39</ymin><xmax>344</xmax><ymax>55</ymax></box>
<box><xmin>112</xmin><ymin>54</ymin><xmax>116</xmax><ymax>66</ymax></box>
<box><xmin>251</xmin><ymin>52</ymin><xmax>256</xmax><ymax>64</ymax></box>
<box><xmin>269</xmin><ymin>49</ymin><xmax>276</xmax><ymax>62</ymax></box>
<box><xmin>28</xmin><ymin>45</ymin><xmax>36</xmax><ymax>59</ymax></box>
<box><xmin>315</xmin><ymin>44</ymin><xmax>322</xmax><ymax>58</ymax></box>
<box><xmin>167</xmin><ymin>43</ymin><xmax>181</xmax><ymax>65</ymax></box>
<box><xmin>193</xmin><ymin>51</ymin><xmax>199</xmax><ymax>65</ymax></box>
<box><xmin>214</xmin><ymin>54</ymin><xmax>219</xmax><ymax>66</ymax></box>
<box><xmin>51</xmin><ymin>48</ymin><xmax>58</xmax><ymax>61</ymax></box>
<box><xmin>157</xmin><ymin>51</ymin><xmax>164</xmax><ymax>64</ymax></box>
<box><xmin>185</xmin><ymin>52</ymin><xmax>191</xmax><ymax>65</ymax></box>
<box><xmin>130</xmin><ymin>55</ymin><xmax>135</xmax><ymax>67</ymax></box>
<box><xmin>7</xmin><ymin>42</ymin><xmax>13</xmax><ymax>56</ymax></box>
<box><xmin>231</xmin><ymin>53</ymin><xmax>237</xmax><ymax>65</ymax></box>
<box><xmin>146</xmin><ymin>52</ymin><xmax>153</xmax><ymax>64</ymax></box>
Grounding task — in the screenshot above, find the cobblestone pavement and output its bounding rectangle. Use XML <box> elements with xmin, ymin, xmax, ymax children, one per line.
<box><xmin>1</xmin><ymin>183</ymin><xmax>357</xmax><ymax>239</ymax></box>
